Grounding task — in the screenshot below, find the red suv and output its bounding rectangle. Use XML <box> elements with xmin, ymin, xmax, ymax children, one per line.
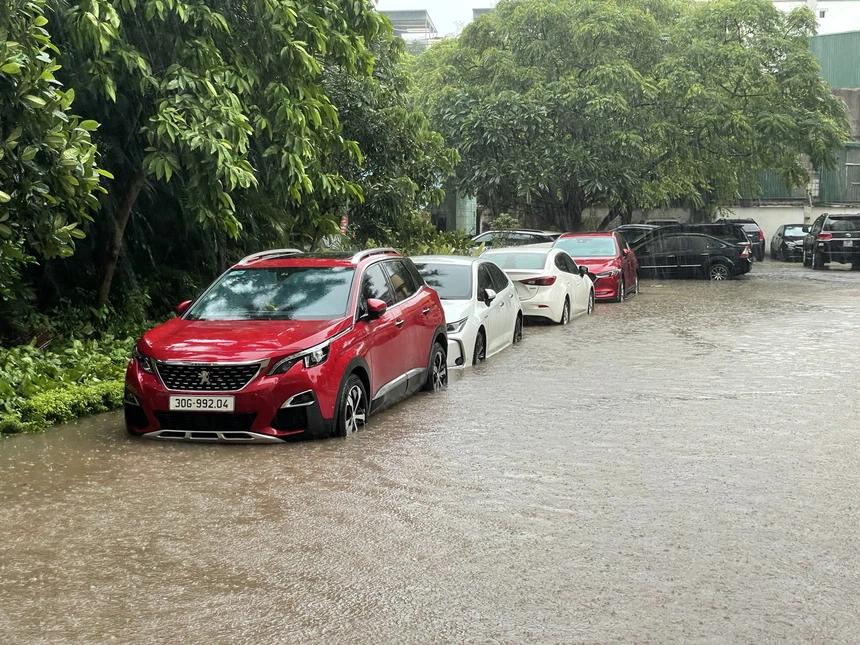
<box><xmin>552</xmin><ymin>232</ymin><xmax>639</xmax><ymax>302</ymax></box>
<box><xmin>124</xmin><ymin>248</ymin><xmax>448</xmax><ymax>443</ymax></box>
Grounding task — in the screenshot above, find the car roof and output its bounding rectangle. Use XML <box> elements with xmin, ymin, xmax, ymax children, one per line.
<box><xmin>411</xmin><ymin>255</ymin><xmax>480</xmax><ymax>266</ymax></box>
<box><xmin>825</xmin><ymin>213</ymin><xmax>860</xmax><ymax>218</ymax></box>
<box><xmin>483</xmin><ymin>245</ymin><xmax>553</xmax><ymax>255</ymax></box>
<box><xmin>235</xmin><ymin>248</ymin><xmax>399</xmax><ymax>269</ymax></box>
<box><xmin>473</xmin><ymin>228</ymin><xmax>559</xmax><ymax>236</ymax></box>
<box><xmin>557</xmin><ymin>231</ymin><xmax>615</xmax><ymax>238</ymax></box>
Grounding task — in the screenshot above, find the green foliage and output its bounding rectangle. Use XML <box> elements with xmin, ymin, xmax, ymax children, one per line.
<box><xmin>1</xmin><ymin>379</ymin><xmax>123</xmax><ymax>434</ymax></box>
<box><xmin>491</xmin><ymin>213</ymin><xmax>520</xmax><ymax>230</ymax></box>
<box><xmin>0</xmin><ymin>0</ymin><xmax>105</xmax><ymax>298</ymax></box>
<box><xmin>414</xmin><ymin>0</ymin><xmax>849</xmax><ymax>230</ymax></box>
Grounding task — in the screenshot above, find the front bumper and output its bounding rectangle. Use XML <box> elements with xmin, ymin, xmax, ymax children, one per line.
<box><xmin>124</xmin><ymin>360</ymin><xmax>335</xmax><ymax>442</ymax></box>
<box><xmin>592</xmin><ymin>273</ymin><xmax>621</xmax><ymax>300</ymax></box>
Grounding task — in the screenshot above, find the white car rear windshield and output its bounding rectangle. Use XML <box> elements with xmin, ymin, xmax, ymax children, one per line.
<box><xmin>483</xmin><ymin>252</ymin><xmax>547</xmax><ymax>270</ymax></box>
<box><xmin>414</xmin><ymin>263</ymin><xmax>472</xmax><ymax>300</ymax></box>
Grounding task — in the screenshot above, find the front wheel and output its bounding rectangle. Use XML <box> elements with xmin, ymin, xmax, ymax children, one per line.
<box><xmin>803</xmin><ymin>249</ymin><xmax>812</xmax><ymax>267</ymax></box>
<box><xmin>615</xmin><ymin>278</ymin><xmax>625</xmax><ymax>303</ymax></box>
<box><xmin>472</xmin><ymin>330</ymin><xmax>486</xmax><ymax>365</ymax></box>
<box><xmin>424</xmin><ymin>342</ymin><xmax>448</xmax><ymax>391</ymax></box>
<box><xmin>334</xmin><ymin>374</ymin><xmax>368</xmax><ymax>438</ymax></box>
<box><xmin>708</xmin><ymin>263</ymin><xmax>731</xmax><ymax>280</ymax></box>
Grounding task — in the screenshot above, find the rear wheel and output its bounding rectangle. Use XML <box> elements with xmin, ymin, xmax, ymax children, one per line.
<box><xmin>512</xmin><ymin>314</ymin><xmax>523</xmax><ymax>344</ymax></box>
<box><xmin>812</xmin><ymin>248</ymin><xmax>824</xmax><ymax>269</ymax></box>
<box><xmin>334</xmin><ymin>374</ymin><xmax>367</xmax><ymax>438</ymax></box>
<box><xmin>587</xmin><ymin>290</ymin><xmax>595</xmax><ymax>315</ymax></box>
<box><xmin>424</xmin><ymin>342</ymin><xmax>448</xmax><ymax>390</ymax></box>
<box><xmin>558</xmin><ymin>298</ymin><xmax>571</xmax><ymax>325</ymax></box>
<box><xmin>632</xmin><ymin>275</ymin><xmax>639</xmax><ymax>295</ymax></box>
<box><xmin>473</xmin><ymin>330</ymin><xmax>486</xmax><ymax>364</ymax></box>
<box><xmin>708</xmin><ymin>263</ymin><xmax>730</xmax><ymax>280</ymax></box>
<box><xmin>803</xmin><ymin>249</ymin><xmax>812</xmax><ymax>267</ymax></box>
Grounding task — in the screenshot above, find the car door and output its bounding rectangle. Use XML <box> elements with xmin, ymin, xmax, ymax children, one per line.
<box><xmin>617</xmin><ymin>234</ymin><xmax>637</xmax><ymax>287</ymax></box>
<box><xmin>486</xmin><ymin>261</ymin><xmax>517</xmax><ymax>343</ymax></box>
<box><xmin>359</xmin><ymin>262</ymin><xmax>408</xmax><ymax>400</ymax></box>
<box><xmin>476</xmin><ymin>262</ymin><xmax>507</xmax><ymax>355</ymax></box>
<box><xmin>561</xmin><ymin>253</ymin><xmax>589</xmax><ymax>312</ymax></box>
<box><xmin>651</xmin><ymin>235</ymin><xmax>682</xmax><ymax>276</ymax></box>
<box><xmin>674</xmin><ymin>235</ymin><xmax>709</xmax><ymax>275</ymax></box>
<box><xmin>382</xmin><ymin>259</ymin><xmax>427</xmax><ymax>378</ymax></box>
<box><xmin>805</xmin><ymin>215</ymin><xmax>824</xmax><ymax>257</ymax></box>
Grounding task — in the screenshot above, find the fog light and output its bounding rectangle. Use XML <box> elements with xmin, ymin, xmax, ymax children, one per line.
<box><xmin>282</xmin><ymin>390</ymin><xmax>315</xmax><ymax>408</ymax></box>
<box><xmin>124</xmin><ymin>388</ymin><xmax>140</xmax><ymax>406</ymax></box>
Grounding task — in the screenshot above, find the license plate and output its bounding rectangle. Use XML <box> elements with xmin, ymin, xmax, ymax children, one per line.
<box><xmin>845</xmin><ymin>240</ymin><xmax>854</xmax><ymax>247</ymax></box>
<box><xmin>169</xmin><ymin>396</ymin><xmax>235</xmax><ymax>412</ymax></box>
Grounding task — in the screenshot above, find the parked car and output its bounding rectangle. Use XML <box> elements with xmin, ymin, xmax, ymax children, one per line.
<box><xmin>614</xmin><ymin>224</ymin><xmax>660</xmax><ymax>246</ymax></box>
<box><xmin>631</xmin><ymin>232</ymin><xmax>750</xmax><ymax>280</ymax></box>
<box><xmin>125</xmin><ymin>248</ymin><xmax>448</xmax><ymax>443</ymax></box>
<box><xmin>552</xmin><ymin>232</ymin><xmax>638</xmax><ymax>302</ymax></box>
<box><xmin>770</xmin><ymin>224</ymin><xmax>810</xmax><ymax>261</ymax></box>
<box><xmin>481</xmin><ymin>246</ymin><xmax>594</xmax><ymax>323</ymax></box>
<box><xmin>717</xmin><ymin>218</ymin><xmax>766</xmax><ymax>261</ymax></box>
<box><xmin>413</xmin><ymin>256</ymin><xmax>523</xmax><ymax>367</ymax></box>
<box><xmin>661</xmin><ymin>223</ymin><xmax>752</xmax><ymax>269</ymax></box>
<box><xmin>802</xmin><ymin>213</ymin><xmax>860</xmax><ymax>269</ymax></box>
<box><xmin>471</xmin><ymin>229</ymin><xmax>561</xmax><ymax>250</ymax></box>
<box><xmin>645</xmin><ymin>218</ymin><xmax>680</xmax><ymax>226</ymax></box>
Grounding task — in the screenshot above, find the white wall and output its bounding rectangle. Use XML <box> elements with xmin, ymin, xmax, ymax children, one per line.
<box><xmin>773</xmin><ymin>1</ymin><xmax>860</xmax><ymax>35</ymax></box>
<box><xmin>723</xmin><ymin>205</ymin><xmax>860</xmax><ymax>241</ymax></box>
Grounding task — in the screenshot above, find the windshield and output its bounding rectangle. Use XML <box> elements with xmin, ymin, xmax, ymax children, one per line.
<box><xmin>414</xmin><ymin>263</ymin><xmax>473</xmax><ymax>300</ymax></box>
<box><xmin>826</xmin><ymin>218</ymin><xmax>860</xmax><ymax>232</ymax></box>
<box><xmin>554</xmin><ymin>236</ymin><xmax>618</xmax><ymax>258</ymax></box>
<box><xmin>741</xmin><ymin>223</ymin><xmax>760</xmax><ymax>233</ymax></box>
<box><xmin>784</xmin><ymin>226</ymin><xmax>808</xmax><ymax>237</ymax></box>
<box><xmin>482</xmin><ymin>252</ymin><xmax>547</xmax><ymax>270</ymax></box>
<box><xmin>186</xmin><ymin>267</ymin><xmax>355</xmax><ymax>321</ymax></box>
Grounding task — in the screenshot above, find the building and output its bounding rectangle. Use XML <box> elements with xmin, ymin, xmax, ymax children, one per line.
<box><xmin>380</xmin><ymin>9</ymin><xmax>437</xmax><ymax>45</ymax></box>
<box><xmin>773</xmin><ymin>1</ymin><xmax>860</xmax><ymax>35</ymax></box>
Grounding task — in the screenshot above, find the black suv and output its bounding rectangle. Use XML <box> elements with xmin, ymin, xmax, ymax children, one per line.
<box><xmin>716</xmin><ymin>218</ymin><xmax>765</xmax><ymax>261</ymax></box>
<box><xmin>802</xmin><ymin>213</ymin><xmax>860</xmax><ymax>269</ymax></box>
<box><xmin>660</xmin><ymin>223</ymin><xmax>752</xmax><ymax>269</ymax></box>
<box><xmin>632</xmin><ymin>231</ymin><xmax>750</xmax><ymax>280</ymax></box>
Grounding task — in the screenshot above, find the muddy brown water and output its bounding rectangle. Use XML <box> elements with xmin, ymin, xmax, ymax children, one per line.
<box><xmin>2</xmin><ymin>262</ymin><xmax>860</xmax><ymax>643</ymax></box>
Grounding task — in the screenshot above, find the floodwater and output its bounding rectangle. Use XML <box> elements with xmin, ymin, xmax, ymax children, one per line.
<box><xmin>2</xmin><ymin>262</ymin><xmax>860</xmax><ymax>643</ymax></box>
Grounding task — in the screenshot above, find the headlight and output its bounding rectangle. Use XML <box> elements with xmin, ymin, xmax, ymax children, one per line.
<box><xmin>446</xmin><ymin>318</ymin><xmax>468</xmax><ymax>334</ymax></box>
<box><xmin>269</xmin><ymin>341</ymin><xmax>331</xmax><ymax>375</ymax></box>
<box><xmin>596</xmin><ymin>269</ymin><xmax>621</xmax><ymax>278</ymax></box>
<box><xmin>132</xmin><ymin>345</ymin><xmax>154</xmax><ymax>373</ymax></box>
<box><xmin>785</xmin><ymin>241</ymin><xmax>796</xmax><ymax>247</ymax></box>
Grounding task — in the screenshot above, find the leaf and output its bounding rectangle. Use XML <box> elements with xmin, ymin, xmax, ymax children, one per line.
<box><xmin>1</xmin><ymin>63</ymin><xmax>21</xmax><ymax>75</ymax></box>
<box><xmin>22</xmin><ymin>95</ymin><xmax>47</xmax><ymax>108</ymax></box>
<box><xmin>0</xmin><ymin>191</ymin><xmax>11</xmax><ymax>203</ymax></box>
<box><xmin>79</xmin><ymin>120</ymin><xmax>100</xmax><ymax>131</ymax></box>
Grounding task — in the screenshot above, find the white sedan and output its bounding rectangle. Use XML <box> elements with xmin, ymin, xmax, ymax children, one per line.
<box><xmin>412</xmin><ymin>256</ymin><xmax>524</xmax><ymax>367</ymax></box>
<box><xmin>481</xmin><ymin>246</ymin><xmax>594</xmax><ymax>324</ymax></box>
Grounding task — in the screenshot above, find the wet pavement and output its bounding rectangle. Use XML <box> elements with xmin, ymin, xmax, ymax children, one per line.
<box><xmin>2</xmin><ymin>261</ymin><xmax>860</xmax><ymax>643</ymax></box>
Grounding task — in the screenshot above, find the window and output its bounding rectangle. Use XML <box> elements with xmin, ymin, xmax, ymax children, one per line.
<box><xmin>554</xmin><ymin>253</ymin><xmax>568</xmax><ymax>272</ymax></box>
<box><xmin>659</xmin><ymin>236</ymin><xmax>683</xmax><ymax>253</ymax></box>
<box><xmin>554</xmin><ymin>236</ymin><xmax>618</xmax><ymax>258</ymax></box>
<box><xmin>563</xmin><ymin>254</ymin><xmax>580</xmax><ymax>273</ymax></box>
<box><xmin>384</xmin><ymin>260</ymin><xmax>418</xmax><ymax>302</ymax></box>
<box><xmin>486</xmin><ymin>262</ymin><xmax>510</xmax><ymax>292</ymax></box>
<box><xmin>414</xmin><ymin>262</ymin><xmax>472</xmax><ymax>300</ymax></box>
<box><xmin>680</xmin><ymin>236</ymin><xmax>708</xmax><ymax>252</ymax></box>
<box><xmin>404</xmin><ymin>259</ymin><xmax>426</xmax><ymax>289</ymax></box>
<box><xmin>819</xmin><ymin>9</ymin><xmax>827</xmax><ymax>18</ymax></box>
<box><xmin>362</xmin><ymin>263</ymin><xmax>394</xmax><ymax>306</ymax></box>
<box><xmin>825</xmin><ymin>217</ymin><xmax>860</xmax><ymax>232</ymax></box>
<box><xmin>477</xmin><ymin>264</ymin><xmax>494</xmax><ymax>296</ymax></box>
<box><xmin>484</xmin><ymin>251</ymin><xmax>547</xmax><ymax>270</ymax></box>
<box><xmin>186</xmin><ymin>267</ymin><xmax>355</xmax><ymax>321</ymax></box>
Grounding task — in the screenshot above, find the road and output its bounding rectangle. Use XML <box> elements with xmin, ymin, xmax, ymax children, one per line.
<box><xmin>2</xmin><ymin>262</ymin><xmax>860</xmax><ymax>643</ymax></box>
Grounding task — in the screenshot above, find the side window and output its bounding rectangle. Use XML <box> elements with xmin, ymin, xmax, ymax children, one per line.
<box><xmin>403</xmin><ymin>259</ymin><xmax>425</xmax><ymax>289</ymax></box>
<box><xmin>486</xmin><ymin>262</ymin><xmax>510</xmax><ymax>292</ymax></box>
<box><xmin>682</xmin><ymin>236</ymin><xmax>708</xmax><ymax>252</ymax></box>
<box><xmin>660</xmin><ymin>236</ymin><xmax>682</xmax><ymax>253</ymax></box>
<box><xmin>383</xmin><ymin>260</ymin><xmax>417</xmax><ymax>303</ymax></box>
<box><xmin>811</xmin><ymin>216</ymin><xmax>825</xmax><ymax>234</ymax></box>
<box><xmin>564</xmin><ymin>254</ymin><xmax>579</xmax><ymax>273</ymax></box>
<box><xmin>362</xmin><ymin>263</ymin><xmax>394</xmax><ymax>306</ymax></box>
<box><xmin>554</xmin><ymin>253</ymin><xmax>568</xmax><ymax>272</ymax></box>
<box><xmin>477</xmin><ymin>264</ymin><xmax>494</xmax><ymax>297</ymax></box>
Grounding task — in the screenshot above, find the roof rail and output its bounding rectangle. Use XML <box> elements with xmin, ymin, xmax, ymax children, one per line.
<box><xmin>240</xmin><ymin>248</ymin><xmax>304</xmax><ymax>264</ymax></box>
<box><xmin>351</xmin><ymin>247</ymin><xmax>398</xmax><ymax>263</ymax></box>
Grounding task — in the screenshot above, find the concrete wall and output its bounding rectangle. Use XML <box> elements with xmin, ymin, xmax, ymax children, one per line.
<box><xmin>722</xmin><ymin>205</ymin><xmax>860</xmax><ymax>241</ymax></box>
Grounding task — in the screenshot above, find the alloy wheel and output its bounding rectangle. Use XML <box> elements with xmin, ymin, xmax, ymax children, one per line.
<box><xmin>432</xmin><ymin>350</ymin><xmax>448</xmax><ymax>390</ymax></box>
<box><xmin>513</xmin><ymin>316</ymin><xmax>523</xmax><ymax>343</ymax></box>
<box><xmin>473</xmin><ymin>332</ymin><xmax>486</xmax><ymax>364</ymax></box>
<box><xmin>343</xmin><ymin>384</ymin><xmax>366</xmax><ymax>435</ymax></box>
<box><xmin>560</xmin><ymin>300</ymin><xmax>570</xmax><ymax>325</ymax></box>
<box><xmin>617</xmin><ymin>279</ymin><xmax>625</xmax><ymax>302</ymax></box>
<box><xmin>709</xmin><ymin>264</ymin><xmax>729</xmax><ymax>280</ymax></box>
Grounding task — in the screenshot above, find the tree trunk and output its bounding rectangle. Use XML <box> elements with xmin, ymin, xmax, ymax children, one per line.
<box><xmin>97</xmin><ymin>167</ymin><xmax>146</xmax><ymax>307</ymax></box>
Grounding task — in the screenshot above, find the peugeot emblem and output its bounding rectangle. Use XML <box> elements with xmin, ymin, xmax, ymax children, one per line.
<box><xmin>198</xmin><ymin>369</ymin><xmax>211</xmax><ymax>385</ymax></box>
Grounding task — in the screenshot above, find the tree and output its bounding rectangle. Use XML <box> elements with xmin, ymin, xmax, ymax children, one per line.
<box><xmin>0</xmin><ymin>0</ymin><xmax>105</xmax><ymax>300</ymax></box>
<box><xmin>49</xmin><ymin>0</ymin><xmax>384</xmax><ymax>305</ymax></box>
<box><xmin>414</xmin><ymin>0</ymin><xmax>848</xmax><ymax>231</ymax></box>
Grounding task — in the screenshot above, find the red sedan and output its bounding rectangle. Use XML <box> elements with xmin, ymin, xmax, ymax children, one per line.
<box><xmin>553</xmin><ymin>232</ymin><xmax>638</xmax><ymax>302</ymax></box>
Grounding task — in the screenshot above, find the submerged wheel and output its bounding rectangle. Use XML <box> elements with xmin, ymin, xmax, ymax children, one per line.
<box><xmin>587</xmin><ymin>290</ymin><xmax>595</xmax><ymax>315</ymax></box>
<box><xmin>512</xmin><ymin>314</ymin><xmax>523</xmax><ymax>344</ymax></box>
<box><xmin>425</xmin><ymin>342</ymin><xmax>448</xmax><ymax>391</ymax></box>
<box><xmin>803</xmin><ymin>249</ymin><xmax>812</xmax><ymax>267</ymax></box>
<box><xmin>615</xmin><ymin>278</ymin><xmax>625</xmax><ymax>303</ymax></box>
<box><xmin>335</xmin><ymin>374</ymin><xmax>367</xmax><ymax>437</ymax></box>
<box><xmin>812</xmin><ymin>249</ymin><xmax>824</xmax><ymax>269</ymax></box>
<box><xmin>473</xmin><ymin>330</ymin><xmax>486</xmax><ymax>364</ymax></box>
<box><xmin>559</xmin><ymin>298</ymin><xmax>571</xmax><ymax>325</ymax></box>
<box><xmin>709</xmin><ymin>263</ymin><xmax>730</xmax><ymax>280</ymax></box>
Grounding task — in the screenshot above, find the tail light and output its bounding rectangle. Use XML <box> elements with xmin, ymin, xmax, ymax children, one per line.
<box><xmin>817</xmin><ymin>232</ymin><xmax>833</xmax><ymax>241</ymax></box>
<box><xmin>740</xmin><ymin>245</ymin><xmax>750</xmax><ymax>257</ymax></box>
<box><xmin>520</xmin><ymin>276</ymin><xmax>557</xmax><ymax>286</ymax></box>
<box><xmin>758</xmin><ymin>229</ymin><xmax>765</xmax><ymax>241</ymax></box>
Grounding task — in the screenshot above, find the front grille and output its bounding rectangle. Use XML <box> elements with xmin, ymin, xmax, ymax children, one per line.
<box><xmin>155</xmin><ymin>411</ymin><xmax>256</xmax><ymax>432</ymax></box>
<box><xmin>156</xmin><ymin>362</ymin><xmax>260</xmax><ymax>391</ymax></box>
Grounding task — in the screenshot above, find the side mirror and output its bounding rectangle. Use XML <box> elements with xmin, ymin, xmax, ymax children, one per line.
<box><xmin>366</xmin><ymin>298</ymin><xmax>388</xmax><ymax>319</ymax></box>
<box><xmin>622</xmin><ymin>248</ymin><xmax>630</xmax><ymax>256</ymax></box>
<box><xmin>175</xmin><ymin>300</ymin><xmax>192</xmax><ymax>315</ymax></box>
<box><xmin>482</xmin><ymin>288</ymin><xmax>497</xmax><ymax>304</ymax></box>
<box><xmin>578</xmin><ymin>266</ymin><xmax>589</xmax><ymax>277</ymax></box>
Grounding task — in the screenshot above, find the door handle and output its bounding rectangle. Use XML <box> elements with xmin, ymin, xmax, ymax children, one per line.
<box><xmin>508</xmin><ymin>293</ymin><xmax>514</xmax><ymax>298</ymax></box>
<box><xmin>395</xmin><ymin>319</ymin><xmax>406</xmax><ymax>328</ymax></box>
<box><xmin>499</xmin><ymin>302</ymin><xmax>505</xmax><ymax>308</ymax></box>
<box><xmin>421</xmin><ymin>307</ymin><xmax>432</xmax><ymax>315</ymax></box>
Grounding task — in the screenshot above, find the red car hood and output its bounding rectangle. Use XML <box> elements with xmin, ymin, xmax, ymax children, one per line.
<box><xmin>140</xmin><ymin>317</ymin><xmax>351</xmax><ymax>363</ymax></box>
<box><xmin>572</xmin><ymin>257</ymin><xmax>620</xmax><ymax>273</ymax></box>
